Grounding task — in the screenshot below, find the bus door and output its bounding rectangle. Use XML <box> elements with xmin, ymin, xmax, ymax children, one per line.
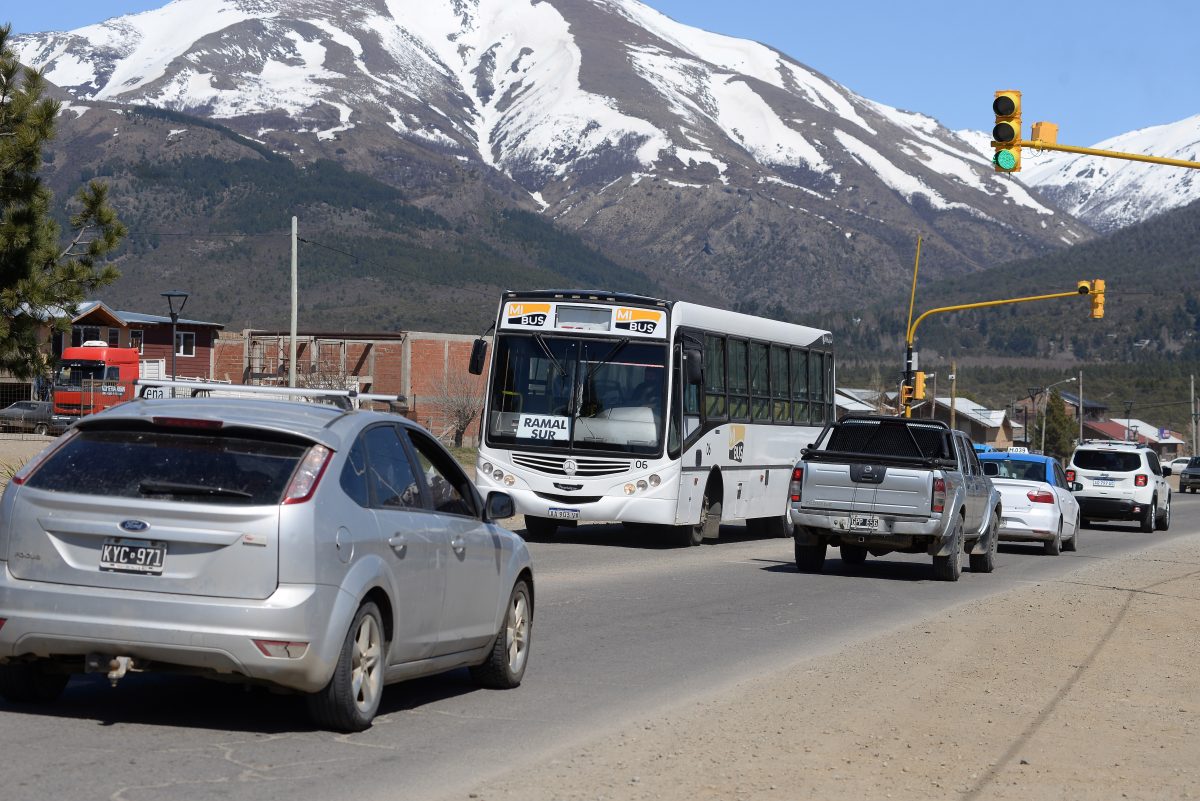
<box><xmin>674</xmin><ymin>337</ymin><xmax>706</xmax><ymax>525</ymax></box>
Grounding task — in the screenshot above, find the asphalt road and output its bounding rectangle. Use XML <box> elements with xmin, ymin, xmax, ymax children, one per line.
<box><xmin>3</xmin><ymin>495</ymin><xmax>1198</xmax><ymax>801</ymax></box>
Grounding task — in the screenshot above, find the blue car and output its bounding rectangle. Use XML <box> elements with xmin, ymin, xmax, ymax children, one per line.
<box><xmin>978</xmin><ymin>452</ymin><xmax>1081</xmax><ymax>555</ymax></box>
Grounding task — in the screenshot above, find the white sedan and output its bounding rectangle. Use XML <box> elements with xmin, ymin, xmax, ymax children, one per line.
<box><xmin>979</xmin><ymin>453</ymin><xmax>1080</xmax><ymax>555</ymax></box>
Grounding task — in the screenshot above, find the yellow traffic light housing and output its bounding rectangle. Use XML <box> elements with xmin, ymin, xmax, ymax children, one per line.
<box><xmin>913</xmin><ymin>371</ymin><xmax>927</xmax><ymax>400</ymax></box>
<box><xmin>1090</xmin><ymin>279</ymin><xmax>1105</xmax><ymax>319</ymax></box>
<box><xmin>901</xmin><ymin>384</ymin><xmax>915</xmax><ymax>406</ymax></box>
<box><xmin>992</xmin><ymin>90</ymin><xmax>1022</xmax><ymax>172</ymax></box>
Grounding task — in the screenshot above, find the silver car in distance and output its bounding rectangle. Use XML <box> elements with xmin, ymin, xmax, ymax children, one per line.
<box><xmin>0</xmin><ymin>385</ymin><xmax>533</xmax><ymax>732</ymax></box>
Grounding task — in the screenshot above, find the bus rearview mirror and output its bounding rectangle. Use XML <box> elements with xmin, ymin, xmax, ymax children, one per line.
<box><xmin>684</xmin><ymin>349</ymin><xmax>702</xmax><ymax>385</ymax></box>
<box><xmin>468</xmin><ymin>339</ymin><xmax>488</xmax><ymax>375</ymax></box>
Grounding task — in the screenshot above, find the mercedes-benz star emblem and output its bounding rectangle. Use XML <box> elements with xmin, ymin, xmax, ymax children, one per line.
<box><xmin>563</xmin><ymin>459</ymin><xmax>578</xmax><ymax>476</ymax></box>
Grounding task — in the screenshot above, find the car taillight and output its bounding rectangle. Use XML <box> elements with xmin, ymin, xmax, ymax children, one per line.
<box><xmin>789</xmin><ymin>467</ymin><xmax>804</xmax><ymax>503</ymax></box>
<box><xmin>1135</xmin><ymin>474</ymin><xmax>1148</xmax><ymax>487</ymax></box>
<box><xmin>1065</xmin><ymin>469</ymin><xmax>1075</xmax><ymax>482</ymax></box>
<box><xmin>932</xmin><ymin>477</ymin><xmax>946</xmax><ymax>513</ymax></box>
<box><xmin>9</xmin><ymin>429</ymin><xmax>79</xmax><ymax>486</ymax></box>
<box><xmin>0</xmin><ymin>618</ymin><xmax>6</xmax><ymax>632</ymax></box>
<box><xmin>282</xmin><ymin>444</ymin><xmax>332</xmax><ymax>504</ymax></box>
<box><xmin>1027</xmin><ymin>490</ymin><xmax>1055</xmax><ymax>504</ymax></box>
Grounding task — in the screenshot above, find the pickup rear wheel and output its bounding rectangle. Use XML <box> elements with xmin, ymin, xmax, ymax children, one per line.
<box><xmin>969</xmin><ymin>514</ymin><xmax>998</xmax><ymax>573</ymax></box>
<box><xmin>932</xmin><ymin>518</ymin><xmax>963</xmax><ymax>582</ymax></box>
<box><xmin>839</xmin><ymin>544</ymin><xmax>868</xmax><ymax>566</ymax></box>
<box><xmin>794</xmin><ymin>538</ymin><xmax>826</xmax><ymax>573</ymax></box>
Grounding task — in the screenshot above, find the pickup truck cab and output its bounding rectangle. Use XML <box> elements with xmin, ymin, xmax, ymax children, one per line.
<box><xmin>789</xmin><ymin>415</ymin><xmax>1001</xmax><ymax>581</ymax></box>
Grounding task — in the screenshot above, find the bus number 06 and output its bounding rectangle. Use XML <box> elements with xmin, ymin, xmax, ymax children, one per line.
<box><xmin>634</xmin><ymin>460</ymin><xmax>649</xmax><ymax>470</ymax></box>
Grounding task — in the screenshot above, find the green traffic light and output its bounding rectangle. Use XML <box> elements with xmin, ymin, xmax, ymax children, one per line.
<box><xmin>994</xmin><ymin>149</ymin><xmax>1018</xmax><ymax>171</ymax></box>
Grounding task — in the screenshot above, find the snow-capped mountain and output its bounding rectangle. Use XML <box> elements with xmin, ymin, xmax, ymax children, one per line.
<box><xmin>1021</xmin><ymin>114</ymin><xmax>1200</xmax><ymax>232</ymax></box>
<box><xmin>13</xmin><ymin>0</ymin><xmax>1093</xmax><ymax>316</ymax></box>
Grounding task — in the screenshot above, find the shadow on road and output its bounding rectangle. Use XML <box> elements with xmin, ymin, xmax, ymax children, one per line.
<box><xmin>0</xmin><ymin>668</ymin><xmax>484</xmax><ymax>733</ymax></box>
<box><xmin>522</xmin><ymin>522</ymin><xmax>788</xmax><ymax>550</ymax></box>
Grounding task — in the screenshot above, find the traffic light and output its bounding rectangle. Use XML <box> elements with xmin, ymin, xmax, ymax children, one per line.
<box><xmin>913</xmin><ymin>371</ymin><xmax>927</xmax><ymax>400</ymax></box>
<box><xmin>1090</xmin><ymin>279</ymin><xmax>1105</xmax><ymax>319</ymax></box>
<box><xmin>992</xmin><ymin>90</ymin><xmax>1022</xmax><ymax>172</ymax></box>
<box><xmin>901</xmin><ymin>384</ymin><xmax>915</xmax><ymax>405</ymax></box>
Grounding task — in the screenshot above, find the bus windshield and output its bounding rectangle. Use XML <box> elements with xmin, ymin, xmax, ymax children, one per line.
<box><xmin>486</xmin><ymin>334</ymin><xmax>668</xmax><ymax>455</ymax></box>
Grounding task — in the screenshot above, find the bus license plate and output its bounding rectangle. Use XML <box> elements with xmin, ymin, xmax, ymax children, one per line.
<box><xmin>100</xmin><ymin>538</ymin><xmax>166</xmax><ymax>575</ymax></box>
<box><xmin>547</xmin><ymin>507</ymin><xmax>580</xmax><ymax>520</ymax></box>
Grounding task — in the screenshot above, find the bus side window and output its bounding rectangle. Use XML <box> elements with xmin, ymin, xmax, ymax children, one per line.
<box><xmin>770</xmin><ymin>344</ymin><xmax>789</xmax><ymax>423</ymax></box>
<box><xmin>704</xmin><ymin>334</ymin><xmax>727</xmax><ymax>420</ymax></box>
<box><xmin>749</xmin><ymin>342</ymin><xmax>770</xmax><ymax>421</ymax></box>
<box><xmin>790</xmin><ymin>349</ymin><xmax>809</xmax><ymax>424</ymax></box>
<box><xmin>728</xmin><ymin>339</ymin><xmax>749</xmax><ymax>421</ymax></box>
<box><xmin>809</xmin><ymin>350</ymin><xmax>824</xmax><ymax>425</ymax></box>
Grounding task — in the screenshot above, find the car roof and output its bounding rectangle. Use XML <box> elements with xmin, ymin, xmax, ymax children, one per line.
<box><xmin>978</xmin><ymin>452</ymin><xmax>1054</xmax><ymax>464</ymax></box>
<box><xmin>73</xmin><ymin>396</ymin><xmax>413</xmax><ymax>449</ymax></box>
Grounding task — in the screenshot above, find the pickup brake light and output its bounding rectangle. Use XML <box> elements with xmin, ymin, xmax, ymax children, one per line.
<box><xmin>789</xmin><ymin>467</ymin><xmax>803</xmax><ymax>503</ymax></box>
<box><xmin>932</xmin><ymin>477</ymin><xmax>946</xmax><ymax>513</ymax></box>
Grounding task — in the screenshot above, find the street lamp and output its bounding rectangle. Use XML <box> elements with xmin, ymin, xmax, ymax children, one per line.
<box><xmin>1040</xmin><ymin>376</ymin><xmax>1076</xmax><ymax>455</ymax></box>
<box><xmin>161</xmin><ymin>290</ymin><xmax>189</xmax><ymax>395</ymax></box>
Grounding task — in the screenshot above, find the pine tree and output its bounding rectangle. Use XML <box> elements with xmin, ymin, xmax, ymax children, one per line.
<box><xmin>1039</xmin><ymin>388</ymin><xmax>1076</xmax><ymax>461</ymax></box>
<box><xmin>0</xmin><ymin>24</ymin><xmax>125</xmax><ymax>380</ymax></box>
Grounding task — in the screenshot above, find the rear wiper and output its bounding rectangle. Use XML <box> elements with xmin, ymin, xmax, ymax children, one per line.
<box><xmin>138</xmin><ymin>480</ymin><xmax>253</xmax><ymax>499</ymax></box>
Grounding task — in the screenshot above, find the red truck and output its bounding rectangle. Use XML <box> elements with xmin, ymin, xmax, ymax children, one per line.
<box><xmin>52</xmin><ymin>342</ymin><xmax>142</xmax><ymax>418</ymax></box>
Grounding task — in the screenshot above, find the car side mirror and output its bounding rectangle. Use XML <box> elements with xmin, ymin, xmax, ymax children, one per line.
<box><xmin>468</xmin><ymin>338</ymin><xmax>488</xmax><ymax>375</ymax></box>
<box><xmin>1070</xmin><ymin>481</ymin><xmax>1083</xmax><ymax>492</ymax></box>
<box><xmin>486</xmin><ymin>491</ymin><xmax>515</xmax><ymax>521</ymax></box>
<box><xmin>1162</xmin><ymin>466</ymin><xmax>1172</xmax><ymax>476</ymax></box>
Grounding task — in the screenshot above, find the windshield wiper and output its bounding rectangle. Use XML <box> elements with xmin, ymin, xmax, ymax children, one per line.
<box><xmin>584</xmin><ymin>338</ymin><xmax>631</xmax><ymax>381</ymax></box>
<box><xmin>138</xmin><ymin>480</ymin><xmax>253</xmax><ymax>499</ymax></box>
<box><xmin>532</xmin><ymin>334</ymin><xmax>569</xmax><ymax>379</ymax></box>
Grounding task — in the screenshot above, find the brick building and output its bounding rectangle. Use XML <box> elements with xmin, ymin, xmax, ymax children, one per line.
<box><xmin>213</xmin><ymin>330</ymin><xmax>490</xmax><ymax>445</ymax></box>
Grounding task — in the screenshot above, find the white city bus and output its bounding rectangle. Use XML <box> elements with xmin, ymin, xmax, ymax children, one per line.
<box><xmin>469</xmin><ymin>290</ymin><xmax>835</xmax><ymax>545</ymax></box>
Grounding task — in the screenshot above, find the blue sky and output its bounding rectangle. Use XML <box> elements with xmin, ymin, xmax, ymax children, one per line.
<box><xmin>4</xmin><ymin>0</ymin><xmax>1197</xmax><ymax>145</ymax></box>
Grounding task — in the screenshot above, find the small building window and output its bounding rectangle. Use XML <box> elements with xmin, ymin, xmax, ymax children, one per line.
<box><xmin>107</xmin><ymin>328</ymin><xmax>120</xmax><ymax>346</ymax></box>
<box><xmin>176</xmin><ymin>332</ymin><xmax>195</xmax><ymax>357</ymax></box>
<box><xmin>130</xmin><ymin>330</ymin><xmax>144</xmax><ymax>354</ymax></box>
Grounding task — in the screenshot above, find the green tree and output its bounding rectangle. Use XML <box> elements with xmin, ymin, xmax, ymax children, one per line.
<box><xmin>0</xmin><ymin>24</ymin><xmax>124</xmax><ymax>379</ymax></box>
<box><xmin>1036</xmin><ymin>388</ymin><xmax>1076</xmax><ymax>461</ymax></box>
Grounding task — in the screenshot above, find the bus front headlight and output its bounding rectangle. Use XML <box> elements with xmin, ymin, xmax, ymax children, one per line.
<box><xmin>624</xmin><ymin>483</ymin><xmax>636</xmax><ymax>495</ymax></box>
<box><xmin>503</xmin><ymin>474</ymin><xmax>516</xmax><ymax>486</ymax></box>
<box><xmin>648</xmin><ymin>474</ymin><xmax>661</xmax><ymax>487</ymax></box>
<box><xmin>636</xmin><ymin>479</ymin><xmax>648</xmax><ymax>491</ymax></box>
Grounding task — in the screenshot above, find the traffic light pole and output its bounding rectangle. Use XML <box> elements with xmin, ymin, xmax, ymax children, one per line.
<box><xmin>1020</xmin><ymin>139</ymin><xmax>1200</xmax><ymax>171</ymax></box>
<box><xmin>901</xmin><ymin>285</ymin><xmax>1099</xmax><ymax>417</ymax></box>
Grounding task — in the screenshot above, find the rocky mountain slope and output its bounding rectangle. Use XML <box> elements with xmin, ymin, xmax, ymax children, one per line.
<box><xmin>15</xmin><ymin>0</ymin><xmax>1093</xmax><ymax>328</ymax></box>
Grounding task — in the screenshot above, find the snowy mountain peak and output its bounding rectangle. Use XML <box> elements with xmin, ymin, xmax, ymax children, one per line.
<box><xmin>1021</xmin><ymin>113</ymin><xmax>1200</xmax><ymax>231</ymax></box>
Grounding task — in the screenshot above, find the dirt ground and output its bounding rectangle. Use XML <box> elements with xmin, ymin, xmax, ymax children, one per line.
<box><xmin>465</xmin><ymin>535</ymin><xmax>1200</xmax><ymax>801</ymax></box>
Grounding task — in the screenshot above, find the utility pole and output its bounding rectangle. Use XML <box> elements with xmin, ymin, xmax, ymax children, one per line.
<box><xmin>1078</xmin><ymin>369</ymin><xmax>1084</xmax><ymax>445</ymax></box>
<box><xmin>1123</xmin><ymin>400</ymin><xmax>1134</xmax><ymax>441</ymax></box>
<box><xmin>949</xmin><ymin>362</ymin><xmax>957</xmax><ymax>430</ymax></box>
<box><xmin>290</xmin><ymin>216</ymin><xmax>298</xmax><ymax>388</ymax></box>
<box><xmin>1191</xmin><ymin>374</ymin><xmax>1196</xmax><ymax>455</ymax></box>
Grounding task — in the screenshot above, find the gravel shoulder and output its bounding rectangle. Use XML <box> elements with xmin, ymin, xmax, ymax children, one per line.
<box><xmin>464</xmin><ymin>534</ymin><xmax>1200</xmax><ymax>801</ymax></box>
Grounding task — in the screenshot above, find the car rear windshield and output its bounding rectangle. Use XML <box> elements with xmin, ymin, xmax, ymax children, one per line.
<box><xmin>1072</xmin><ymin>450</ymin><xmax>1141</xmax><ymax>472</ymax></box>
<box><xmin>1189</xmin><ymin>458</ymin><xmax>1200</xmax><ymax>468</ymax></box>
<box><xmin>825</xmin><ymin>420</ymin><xmax>952</xmax><ymax>460</ymax></box>
<box><xmin>25</xmin><ymin>429</ymin><xmax>309</xmax><ymax>505</ymax></box>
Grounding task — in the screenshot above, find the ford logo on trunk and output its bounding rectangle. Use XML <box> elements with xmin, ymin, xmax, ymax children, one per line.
<box><xmin>120</xmin><ymin>520</ymin><xmax>149</xmax><ymax>533</ymax></box>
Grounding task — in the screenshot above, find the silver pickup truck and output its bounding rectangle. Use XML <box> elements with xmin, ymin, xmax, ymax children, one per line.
<box><xmin>789</xmin><ymin>415</ymin><xmax>1001</xmax><ymax>581</ymax></box>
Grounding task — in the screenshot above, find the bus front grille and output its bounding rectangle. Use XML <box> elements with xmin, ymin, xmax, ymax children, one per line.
<box><xmin>512</xmin><ymin>453</ymin><xmax>630</xmax><ymax>477</ymax></box>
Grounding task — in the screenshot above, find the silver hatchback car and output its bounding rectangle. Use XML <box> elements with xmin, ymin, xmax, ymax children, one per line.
<box><xmin>0</xmin><ymin>387</ymin><xmax>533</xmax><ymax>732</ymax></box>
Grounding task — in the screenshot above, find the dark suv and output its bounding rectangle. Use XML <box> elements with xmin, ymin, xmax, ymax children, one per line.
<box><xmin>1180</xmin><ymin>457</ymin><xmax>1200</xmax><ymax>493</ymax></box>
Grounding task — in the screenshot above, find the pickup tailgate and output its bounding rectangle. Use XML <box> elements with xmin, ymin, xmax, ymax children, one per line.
<box><xmin>802</xmin><ymin>462</ymin><xmax>931</xmax><ymax>516</ymax></box>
